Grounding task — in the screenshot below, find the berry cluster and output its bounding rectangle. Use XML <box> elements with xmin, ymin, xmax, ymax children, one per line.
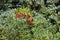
<box><xmin>16</xmin><ymin>13</ymin><xmax>33</xmax><ymax>24</ymax></box>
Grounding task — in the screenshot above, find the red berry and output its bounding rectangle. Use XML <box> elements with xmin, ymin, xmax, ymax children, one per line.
<box><xmin>16</xmin><ymin>14</ymin><xmax>21</xmax><ymax>18</ymax></box>
<box><xmin>28</xmin><ymin>17</ymin><xmax>32</xmax><ymax>21</ymax></box>
<box><xmin>23</xmin><ymin>13</ymin><xmax>28</xmax><ymax>18</ymax></box>
<box><xmin>27</xmin><ymin>17</ymin><xmax>32</xmax><ymax>24</ymax></box>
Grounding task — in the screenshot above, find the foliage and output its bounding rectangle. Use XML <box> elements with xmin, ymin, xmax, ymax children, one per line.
<box><xmin>0</xmin><ymin>0</ymin><xmax>60</xmax><ymax>40</ymax></box>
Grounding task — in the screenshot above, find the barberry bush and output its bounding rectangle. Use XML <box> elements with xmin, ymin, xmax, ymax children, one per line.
<box><xmin>0</xmin><ymin>4</ymin><xmax>60</xmax><ymax>40</ymax></box>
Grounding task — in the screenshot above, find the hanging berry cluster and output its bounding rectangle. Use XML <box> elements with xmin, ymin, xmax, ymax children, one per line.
<box><xmin>16</xmin><ymin>13</ymin><xmax>33</xmax><ymax>24</ymax></box>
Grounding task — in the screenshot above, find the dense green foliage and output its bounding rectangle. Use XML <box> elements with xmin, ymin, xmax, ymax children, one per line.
<box><xmin>0</xmin><ymin>0</ymin><xmax>60</xmax><ymax>40</ymax></box>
